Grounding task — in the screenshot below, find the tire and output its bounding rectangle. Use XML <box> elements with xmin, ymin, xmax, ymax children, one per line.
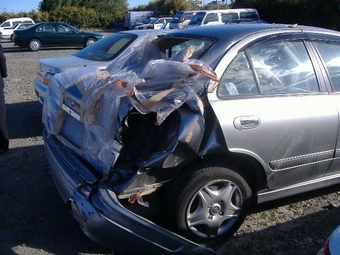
<box><xmin>85</xmin><ymin>37</ymin><xmax>97</xmax><ymax>47</ymax></box>
<box><xmin>10</xmin><ymin>34</ymin><xmax>14</xmax><ymax>42</ymax></box>
<box><xmin>29</xmin><ymin>38</ymin><xmax>42</xmax><ymax>51</ymax></box>
<box><xmin>165</xmin><ymin>163</ymin><xmax>252</xmax><ymax>244</ymax></box>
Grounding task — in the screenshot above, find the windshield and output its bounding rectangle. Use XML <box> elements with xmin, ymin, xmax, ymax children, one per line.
<box><xmin>0</xmin><ymin>21</ymin><xmax>11</xmax><ymax>28</ymax></box>
<box><xmin>12</xmin><ymin>23</ymin><xmax>21</xmax><ymax>29</ymax></box>
<box><xmin>149</xmin><ymin>19</ymin><xmax>158</xmax><ymax>24</ymax></box>
<box><xmin>57</xmin><ymin>23</ymin><xmax>79</xmax><ymax>33</ymax></box>
<box><xmin>74</xmin><ymin>33</ymin><xmax>137</xmax><ymax>61</ymax></box>
<box><xmin>170</xmin><ymin>12</ymin><xmax>183</xmax><ymax>23</ymax></box>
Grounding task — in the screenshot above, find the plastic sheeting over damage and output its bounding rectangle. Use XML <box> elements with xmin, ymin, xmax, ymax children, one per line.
<box><xmin>42</xmin><ymin>31</ymin><xmax>219</xmax><ymax>177</ymax></box>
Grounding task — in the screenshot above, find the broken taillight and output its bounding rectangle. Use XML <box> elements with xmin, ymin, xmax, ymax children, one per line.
<box><xmin>317</xmin><ymin>239</ymin><xmax>331</xmax><ymax>255</ymax></box>
<box><xmin>43</xmin><ymin>73</ymin><xmax>54</xmax><ymax>85</ymax></box>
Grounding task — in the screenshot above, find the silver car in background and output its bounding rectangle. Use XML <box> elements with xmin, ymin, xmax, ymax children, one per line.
<box><xmin>43</xmin><ymin>24</ymin><xmax>340</xmax><ymax>254</ymax></box>
<box><xmin>34</xmin><ymin>30</ymin><xmax>165</xmax><ymax>103</ymax></box>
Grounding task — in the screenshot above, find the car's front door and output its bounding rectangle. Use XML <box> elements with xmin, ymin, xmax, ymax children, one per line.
<box><xmin>209</xmin><ymin>35</ymin><xmax>339</xmax><ymax>189</ymax></box>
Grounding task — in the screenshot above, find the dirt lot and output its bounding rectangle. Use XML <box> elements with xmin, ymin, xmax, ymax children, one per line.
<box><xmin>0</xmin><ymin>39</ymin><xmax>340</xmax><ymax>255</ymax></box>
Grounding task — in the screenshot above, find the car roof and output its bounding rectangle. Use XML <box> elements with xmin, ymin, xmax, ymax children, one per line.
<box><xmin>34</xmin><ymin>22</ymin><xmax>68</xmax><ymax>25</ymax></box>
<box><xmin>167</xmin><ymin>23</ymin><xmax>291</xmax><ymax>40</ymax></box>
<box><xmin>164</xmin><ymin>23</ymin><xmax>340</xmax><ymax>68</ymax></box>
<box><xmin>194</xmin><ymin>8</ymin><xmax>258</xmax><ymax>13</ymax></box>
<box><xmin>120</xmin><ymin>29</ymin><xmax>168</xmax><ymax>36</ymax></box>
<box><xmin>169</xmin><ymin>22</ymin><xmax>337</xmax><ymax>39</ymax></box>
<box><xmin>175</xmin><ymin>10</ymin><xmax>198</xmax><ymax>14</ymax></box>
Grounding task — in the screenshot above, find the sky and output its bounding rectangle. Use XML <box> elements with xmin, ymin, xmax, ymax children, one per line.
<box><xmin>0</xmin><ymin>0</ymin><xmax>149</xmax><ymax>13</ymax></box>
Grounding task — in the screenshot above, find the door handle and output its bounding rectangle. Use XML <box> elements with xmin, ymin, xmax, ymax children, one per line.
<box><xmin>234</xmin><ymin>116</ymin><xmax>260</xmax><ymax>130</ymax></box>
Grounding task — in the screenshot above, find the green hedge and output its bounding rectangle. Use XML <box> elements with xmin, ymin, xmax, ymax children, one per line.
<box><xmin>0</xmin><ymin>6</ymin><xmax>123</xmax><ymax>29</ymax></box>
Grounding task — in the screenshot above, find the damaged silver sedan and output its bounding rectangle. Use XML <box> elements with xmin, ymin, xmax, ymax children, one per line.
<box><xmin>42</xmin><ymin>24</ymin><xmax>340</xmax><ymax>254</ymax></box>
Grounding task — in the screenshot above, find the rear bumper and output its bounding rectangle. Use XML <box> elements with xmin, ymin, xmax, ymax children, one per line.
<box><xmin>1</xmin><ymin>35</ymin><xmax>11</xmax><ymax>40</ymax></box>
<box><xmin>44</xmin><ymin>132</ymin><xmax>215</xmax><ymax>255</ymax></box>
<box><xmin>33</xmin><ymin>79</ymin><xmax>46</xmax><ymax>104</ymax></box>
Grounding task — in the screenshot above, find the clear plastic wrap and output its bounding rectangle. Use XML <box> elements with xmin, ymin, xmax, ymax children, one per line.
<box><xmin>43</xmin><ymin>32</ymin><xmax>219</xmax><ymax>177</ymax></box>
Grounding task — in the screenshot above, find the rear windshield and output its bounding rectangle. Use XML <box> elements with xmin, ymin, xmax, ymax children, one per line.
<box><xmin>155</xmin><ymin>35</ymin><xmax>215</xmax><ymax>60</ymax></box>
<box><xmin>74</xmin><ymin>33</ymin><xmax>137</xmax><ymax>61</ymax></box>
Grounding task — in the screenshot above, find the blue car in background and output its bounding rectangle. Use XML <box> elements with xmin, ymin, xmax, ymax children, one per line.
<box><xmin>317</xmin><ymin>225</ymin><xmax>340</xmax><ymax>255</ymax></box>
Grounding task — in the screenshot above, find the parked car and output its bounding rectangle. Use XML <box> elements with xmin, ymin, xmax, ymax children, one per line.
<box><xmin>187</xmin><ymin>8</ymin><xmax>259</xmax><ymax>27</ymax></box>
<box><xmin>13</xmin><ymin>22</ymin><xmax>104</xmax><ymax>51</ymax></box>
<box><xmin>317</xmin><ymin>225</ymin><xmax>340</xmax><ymax>255</ymax></box>
<box><xmin>1</xmin><ymin>22</ymin><xmax>34</xmax><ymax>41</ymax></box>
<box><xmin>226</xmin><ymin>18</ymin><xmax>266</xmax><ymax>24</ymax></box>
<box><xmin>135</xmin><ymin>17</ymin><xmax>173</xmax><ymax>29</ymax></box>
<box><xmin>0</xmin><ymin>17</ymin><xmax>34</xmax><ymax>31</ymax></box>
<box><xmin>34</xmin><ymin>30</ymin><xmax>166</xmax><ymax>103</ymax></box>
<box><xmin>42</xmin><ymin>23</ymin><xmax>340</xmax><ymax>254</ymax></box>
<box><xmin>169</xmin><ymin>10</ymin><xmax>198</xmax><ymax>29</ymax></box>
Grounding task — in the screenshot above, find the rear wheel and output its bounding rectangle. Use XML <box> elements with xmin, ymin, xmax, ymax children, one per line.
<box><xmin>165</xmin><ymin>163</ymin><xmax>251</xmax><ymax>243</ymax></box>
<box><xmin>85</xmin><ymin>37</ymin><xmax>97</xmax><ymax>47</ymax></box>
<box><xmin>29</xmin><ymin>38</ymin><xmax>42</xmax><ymax>51</ymax></box>
<box><xmin>10</xmin><ymin>34</ymin><xmax>14</xmax><ymax>42</ymax></box>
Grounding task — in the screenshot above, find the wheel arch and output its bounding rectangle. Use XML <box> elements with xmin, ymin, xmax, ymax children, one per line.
<box><xmin>84</xmin><ymin>36</ymin><xmax>97</xmax><ymax>47</ymax></box>
<box><xmin>190</xmin><ymin>152</ymin><xmax>267</xmax><ymax>204</ymax></box>
<box><xmin>28</xmin><ymin>37</ymin><xmax>43</xmax><ymax>50</ymax></box>
<box><xmin>164</xmin><ymin>151</ymin><xmax>260</xmax><ymax>243</ymax></box>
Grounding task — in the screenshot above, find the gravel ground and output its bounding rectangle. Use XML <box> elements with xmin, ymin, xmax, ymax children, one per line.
<box><xmin>0</xmin><ymin>38</ymin><xmax>340</xmax><ymax>255</ymax></box>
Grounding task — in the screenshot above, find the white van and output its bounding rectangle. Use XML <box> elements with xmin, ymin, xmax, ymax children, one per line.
<box><xmin>0</xmin><ymin>17</ymin><xmax>35</xmax><ymax>31</ymax></box>
<box><xmin>169</xmin><ymin>10</ymin><xmax>198</xmax><ymax>29</ymax></box>
<box><xmin>188</xmin><ymin>8</ymin><xmax>260</xmax><ymax>27</ymax></box>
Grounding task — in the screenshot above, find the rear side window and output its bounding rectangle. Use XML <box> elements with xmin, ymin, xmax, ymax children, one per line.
<box><xmin>314</xmin><ymin>41</ymin><xmax>340</xmax><ymax>91</ymax></box>
<box><xmin>204</xmin><ymin>13</ymin><xmax>218</xmax><ymax>24</ymax></box>
<box><xmin>13</xmin><ymin>21</ymin><xmax>22</xmax><ymax>26</ymax></box>
<box><xmin>218</xmin><ymin>40</ymin><xmax>319</xmax><ymax>98</ymax></box>
<box><xmin>240</xmin><ymin>11</ymin><xmax>259</xmax><ymax>19</ymax></box>
<box><xmin>221</xmin><ymin>13</ymin><xmax>238</xmax><ymax>23</ymax></box>
<box><xmin>182</xmin><ymin>13</ymin><xmax>194</xmax><ymax>22</ymax></box>
<box><xmin>218</xmin><ymin>52</ymin><xmax>258</xmax><ymax>96</ymax></box>
<box><xmin>37</xmin><ymin>24</ymin><xmax>56</xmax><ymax>32</ymax></box>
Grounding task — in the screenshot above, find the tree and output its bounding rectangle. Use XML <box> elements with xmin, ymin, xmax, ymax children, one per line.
<box><xmin>232</xmin><ymin>0</ymin><xmax>340</xmax><ymax>30</ymax></box>
<box><xmin>132</xmin><ymin>0</ymin><xmax>190</xmax><ymax>16</ymax></box>
<box><xmin>39</xmin><ymin>0</ymin><xmax>128</xmax><ymax>15</ymax></box>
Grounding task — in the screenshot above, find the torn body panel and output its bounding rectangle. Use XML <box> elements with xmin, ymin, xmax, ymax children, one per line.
<box><xmin>44</xmin><ymin>131</ymin><xmax>215</xmax><ymax>254</ymax></box>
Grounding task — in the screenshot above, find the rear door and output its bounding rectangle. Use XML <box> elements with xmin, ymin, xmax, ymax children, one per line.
<box><xmin>36</xmin><ymin>23</ymin><xmax>58</xmax><ymax>46</ymax></box>
<box><xmin>311</xmin><ymin>34</ymin><xmax>340</xmax><ymax>174</ymax></box>
<box><xmin>56</xmin><ymin>23</ymin><xmax>83</xmax><ymax>46</ymax></box>
<box><xmin>209</xmin><ymin>32</ymin><xmax>338</xmax><ymax>189</ymax></box>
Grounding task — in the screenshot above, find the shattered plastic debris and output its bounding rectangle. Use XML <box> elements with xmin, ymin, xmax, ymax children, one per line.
<box><xmin>43</xmin><ymin>32</ymin><xmax>219</xmax><ymax>180</ymax></box>
<box><xmin>128</xmin><ymin>184</ymin><xmax>158</xmax><ymax>206</ymax></box>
